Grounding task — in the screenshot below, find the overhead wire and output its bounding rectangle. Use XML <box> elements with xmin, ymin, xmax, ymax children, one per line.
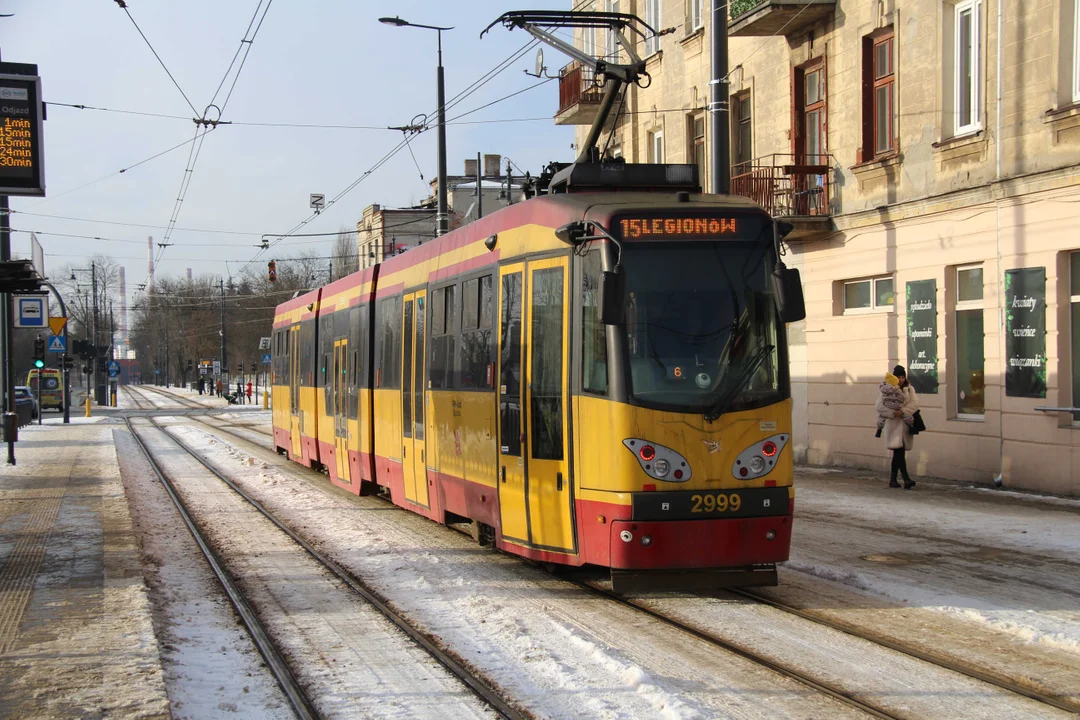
<box><xmin>118</xmin><ymin>4</ymin><xmax>199</xmax><ymax>116</ymax></box>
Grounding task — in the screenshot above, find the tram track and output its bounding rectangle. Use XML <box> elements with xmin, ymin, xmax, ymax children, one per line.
<box><xmin>123</xmin><ymin>386</ymin><xmax>525</xmax><ymax>720</ymax></box>
<box><xmin>128</xmin><ymin>384</ymin><xmax>1078</xmax><ymax>718</ymax></box>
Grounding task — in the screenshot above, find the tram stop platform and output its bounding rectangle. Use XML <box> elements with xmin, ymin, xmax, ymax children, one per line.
<box><xmin>0</xmin><ymin>420</ymin><xmax>169</xmax><ymax>719</ymax></box>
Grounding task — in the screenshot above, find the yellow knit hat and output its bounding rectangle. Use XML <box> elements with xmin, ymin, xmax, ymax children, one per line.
<box><xmin>884</xmin><ymin>372</ymin><xmax>899</xmax><ymax>386</ymax></box>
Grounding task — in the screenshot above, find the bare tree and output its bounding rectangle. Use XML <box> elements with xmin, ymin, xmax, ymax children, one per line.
<box><xmin>332</xmin><ymin>227</ymin><xmax>359</xmax><ymax>281</ymax></box>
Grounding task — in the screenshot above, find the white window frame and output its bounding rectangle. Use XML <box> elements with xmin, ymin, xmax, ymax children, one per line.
<box><xmin>605</xmin><ymin>0</ymin><xmax>621</xmax><ymax>60</ymax></box>
<box><xmin>649</xmin><ymin>130</ymin><xmax>664</xmax><ymax>163</ymax></box>
<box><xmin>954</xmin><ymin>263</ymin><xmax>985</xmax><ymax>419</ymax></box>
<box><xmin>954</xmin><ymin>0</ymin><xmax>982</xmax><ymax>135</ymax></box>
<box><xmin>842</xmin><ymin>276</ymin><xmax>895</xmax><ymax>315</ymax></box>
<box><xmin>1074</xmin><ymin>0</ymin><xmax>1080</xmax><ymax>103</ymax></box>
<box><xmin>645</xmin><ymin>0</ymin><xmax>662</xmax><ymax>56</ymax></box>
<box><xmin>582</xmin><ymin>22</ymin><xmax>597</xmax><ymax>59</ymax></box>
<box><xmin>690</xmin><ymin>0</ymin><xmax>703</xmax><ymax>30</ymax></box>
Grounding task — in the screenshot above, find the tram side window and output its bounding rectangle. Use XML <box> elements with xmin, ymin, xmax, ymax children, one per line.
<box><xmin>429</xmin><ymin>285</ymin><xmax>456</xmax><ymax>389</ymax></box>
<box><xmin>531</xmin><ymin>268</ymin><xmax>565</xmax><ymax>460</ymax></box>
<box><xmin>460</xmin><ymin>275</ymin><xmax>494</xmax><ymax>389</ymax></box>
<box><xmin>582</xmin><ymin>250</ymin><xmax>608</xmax><ymax>394</ymax></box>
<box><xmin>375</xmin><ymin>296</ymin><xmax>402</xmax><ymax>388</ymax></box>
<box><xmin>500</xmin><ymin>273</ymin><xmax>523</xmax><ymax>457</ymax></box>
<box><xmin>320</xmin><ymin>313</ymin><xmax>335</xmax><ymax>410</ymax></box>
<box><xmin>301</xmin><ymin>319</ymin><xmax>314</xmax><ymax>387</ymax></box>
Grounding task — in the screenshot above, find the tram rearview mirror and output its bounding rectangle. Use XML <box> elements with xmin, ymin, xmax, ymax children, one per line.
<box><xmin>600</xmin><ymin>271</ymin><xmax>624</xmax><ymax>325</ymax></box>
<box><xmin>773</xmin><ymin>267</ymin><xmax>806</xmax><ymax>323</ymax></box>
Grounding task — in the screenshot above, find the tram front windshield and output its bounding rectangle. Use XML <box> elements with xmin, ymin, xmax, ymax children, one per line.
<box><xmin>620</xmin><ymin>237</ymin><xmax>784</xmax><ymax>415</ymax></box>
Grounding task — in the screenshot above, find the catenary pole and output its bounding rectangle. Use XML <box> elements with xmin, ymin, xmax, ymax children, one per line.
<box><xmin>710</xmin><ymin>0</ymin><xmax>730</xmax><ymax>194</ymax></box>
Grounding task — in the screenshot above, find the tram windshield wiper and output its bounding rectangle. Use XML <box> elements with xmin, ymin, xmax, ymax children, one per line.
<box><xmin>703</xmin><ymin>343</ymin><xmax>775</xmax><ymax>423</ymax></box>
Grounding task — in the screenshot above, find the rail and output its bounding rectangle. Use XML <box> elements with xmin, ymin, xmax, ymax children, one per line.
<box><xmin>557</xmin><ymin>59</ymin><xmax>603</xmax><ymax>116</ymax></box>
<box><xmin>1034</xmin><ymin>406</ymin><xmax>1080</xmax><ymax>413</ymax></box>
<box><xmin>731</xmin><ymin>153</ymin><xmax>832</xmax><ymax>217</ymax></box>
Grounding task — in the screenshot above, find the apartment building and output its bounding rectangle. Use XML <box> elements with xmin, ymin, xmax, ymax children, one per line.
<box><xmin>561</xmin><ymin>0</ymin><xmax>1080</xmax><ymax>494</ymax></box>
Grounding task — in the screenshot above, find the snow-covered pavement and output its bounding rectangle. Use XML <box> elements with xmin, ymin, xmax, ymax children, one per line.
<box><xmin>111</xmin><ymin>387</ymin><xmax>1080</xmax><ymax>717</ymax></box>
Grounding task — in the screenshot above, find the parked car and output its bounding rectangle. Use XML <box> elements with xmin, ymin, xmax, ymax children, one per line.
<box><xmin>14</xmin><ymin>385</ymin><xmax>38</xmax><ymax>419</ymax></box>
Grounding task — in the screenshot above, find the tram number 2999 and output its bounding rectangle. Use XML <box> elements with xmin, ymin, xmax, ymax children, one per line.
<box><xmin>690</xmin><ymin>492</ymin><xmax>741</xmax><ymax>514</ymax></box>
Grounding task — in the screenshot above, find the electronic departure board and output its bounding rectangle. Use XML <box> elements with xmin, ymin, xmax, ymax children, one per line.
<box><xmin>0</xmin><ymin>67</ymin><xmax>45</xmax><ymax>196</ymax></box>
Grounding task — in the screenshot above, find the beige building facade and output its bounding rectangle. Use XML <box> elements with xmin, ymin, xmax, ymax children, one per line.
<box><xmin>562</xmin><ymin>0</ymin><xmax>1080</xmax><ymax>495</ymax></box>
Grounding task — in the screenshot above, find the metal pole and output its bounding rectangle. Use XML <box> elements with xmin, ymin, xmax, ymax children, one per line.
<box><xmin>436</xmin><ymin>30</ymin><xmax>449</xmax><ymax>237</ymax></box>
<box><xmin>506</xmin><ymin>158</ymin><xmax>513</xmax><ymax>205</ymax></box>
<box><xmin>1</xmin><ymin>194</ymin><xmax>14</xmax><ymax>464</ymax></box>
<box><xmin>91</xmin><ymin>262</ymin><xmax>99</xmax><ymax>403</ymax></box>
<box><xmin>164</xmin><ymin>298</ymin><xmax>169</xmax><ymax>388</ymax></box>
<box><xmin>710</xmin><ymin>0</ymin><xmax>731</xmax><ymax>194</ymax></box>
<box><xmin>220</xmin><ymin>278</ymin><xmax>227</xmax><ymax>379</ymax></box>
<box><xmin>476</xmin><ymin>152</ymin><xmax>482</xmax><ymax>220</ymax></box>
<box><xmin>577</xmin><ymin>78</ymin><xmax>622</xmax><ymax>164</ymax></box>
<box><xmin>42</xmin><ymin>281</ymin><xmax>71</xmax><ymax>424</ymax></box>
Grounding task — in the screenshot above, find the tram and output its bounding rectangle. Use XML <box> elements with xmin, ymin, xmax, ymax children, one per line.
<box><xmin>272</xmin><ymin>164</ymin><xmax>805</xmax><ymax>591</ymax></box>
<box><xmin>271</xmin><ymin>9</ymin><xmax>805</xmax><ymax>591</ymax></box>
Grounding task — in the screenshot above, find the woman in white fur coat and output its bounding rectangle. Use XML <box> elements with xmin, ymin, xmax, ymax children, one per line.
<box><xmin>876</xmin><ymin>365</ymin><xmax>919</xmax><ymax>489</ymax></box>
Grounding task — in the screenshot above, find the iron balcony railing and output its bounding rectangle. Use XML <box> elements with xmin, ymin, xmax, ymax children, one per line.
<box><xmin>557</xmin><ymin>60</ymin><xmax>604</xmax><ymax>117</ymax></box>
<box><xmin>731</xmin><ymin>153</ymin><xmax>833</xmax><ymax>218</ymax></box>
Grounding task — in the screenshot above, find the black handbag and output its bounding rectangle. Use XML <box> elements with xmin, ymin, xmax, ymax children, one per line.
<box><xmin>910</xmin><ymin>410</ymin><xmax>926</xmax><ymax>435</ymax></box>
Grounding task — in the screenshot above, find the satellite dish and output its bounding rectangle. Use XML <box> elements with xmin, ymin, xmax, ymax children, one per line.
<box><xmin>535</xmin><ymin>48</ymin><xmax>544</xmax><ymax>77</ymax></box>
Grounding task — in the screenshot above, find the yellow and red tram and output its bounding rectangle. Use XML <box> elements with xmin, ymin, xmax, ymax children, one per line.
<box><xmin>273</xmin><ymin>175</ymin><xmax>803</xmax><ymax>590</ymax></box>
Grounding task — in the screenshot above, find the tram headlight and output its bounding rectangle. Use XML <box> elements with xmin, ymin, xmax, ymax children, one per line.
<box><xmin>731</xmin><ymin>434</ymin><xmax>790</xmax><ymax>480</ymax></box>
<box><xmin>622</xmin><ymin>439</ymin><xmax>691</xmax><ymax>482</ymax></box>
<box><xmin>653</xmin><ymin>458</ymin><xmax>670</xmax><ymax>477</ymax></box>
<box><xmin>749</xmin><ymin>456</ymin><xmax>766</xmax><ymax>474</ymax></box>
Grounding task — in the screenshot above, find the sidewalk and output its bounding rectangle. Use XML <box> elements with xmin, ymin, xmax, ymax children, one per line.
<box><xmin>0</xmin><ymin>423</ymin><xmax>169</xmax><ymax>719</ymax></box>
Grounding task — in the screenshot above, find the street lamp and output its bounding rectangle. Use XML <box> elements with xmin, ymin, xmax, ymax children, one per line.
<box><xmin>379</xmin><ymin>16</ymin><xmax>453</xmax><ymax>237</ymax></box>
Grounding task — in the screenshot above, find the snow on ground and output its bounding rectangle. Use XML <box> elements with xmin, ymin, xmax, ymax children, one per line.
<box><xmin>162</xmin><ymin>421</ymin><xmax>912</xmax><ymax>720</ymax></box>
<box><xmin>134</xmin><ymin>420</ymin><xmax>498</xmax><ymax>720</ymax></box>
<box><xmin>114</xmin><ymin>426</ymin><xmax>292</xmax><ymax>720</ymax></box>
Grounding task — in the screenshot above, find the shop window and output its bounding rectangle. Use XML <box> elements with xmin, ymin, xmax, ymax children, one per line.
<box><xmin>843</xmin><ymin>276</ymin><xmax>895</xmax><ymax>314</ymax></box>
<box><xmin>955</xmin><ymin>265</ymin><xmax>985</xmax><ymax>417</ymax></box>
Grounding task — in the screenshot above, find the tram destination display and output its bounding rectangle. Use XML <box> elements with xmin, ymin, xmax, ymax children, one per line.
<box><xmin>0</xmin><ymin>67</ymin><xmax>45</xmax><ymax>196</ymax></box>
<box><xmin>615</xmin><ymin>212</ymin><xmax>767</xmax><ymax>240</ymax></box>
<box><xmin>1005</xmin><ymin>267</ymin><xmax>1047</xmax><ymax>398</ymax></box>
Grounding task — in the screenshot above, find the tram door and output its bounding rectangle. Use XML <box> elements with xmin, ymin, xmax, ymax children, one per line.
<box><xmin>333</xmin><ymin>338</ymin><xmax>350</xmax><ymax>483</ymax></box>
<box><xmin>400</xmin><ymin>291</ymin><xmax>429</xmax><ymax>507</ymax></box>
<box><xmin>497</xmin><ymin>264</ymin><xmax>528</xmax><ymax>544</ymax></box>
<box><xmin>289</xmin><ymin>325</ymin><xmax>302</xmax><ymax>458</ymax></box>
<box><xmin>525</xmin><ymin>258</ymin><xmax>573</xmax><ymax>552</ymax></box>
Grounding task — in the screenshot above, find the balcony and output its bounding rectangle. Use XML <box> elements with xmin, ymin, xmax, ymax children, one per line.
<box><xmin>731</xmin><ymin>154</ymin><xmax>834</xmax><ymax>241</ymax></box>
<box><xmin>728</xmin><ymin>0</ymin><xmax>836</xmax><ymax>37</ymax></box>
<box><xmin>556</xmin><ymin>60</ymin><xmax>604</xmax><ymax>126</ymax></box>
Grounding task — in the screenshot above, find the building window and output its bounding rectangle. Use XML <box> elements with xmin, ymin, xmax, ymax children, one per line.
<box><xmin>649</xmin><ymin>130</ymin><xmax>664</xmax><ymax>163</ymax></box>
<box><xmin>645</xmin><ymin>0</ymin><xmax>662</xmax><ymax>56</ymax></box>
<box><xmin>688</xmin><ymin>111</ymin><xmax>706</xmax><ymax>184</ymax></box>
<box><xmin>605</xmin><ymin>0</ymin><xmax>621</xmax><ymax>60</ymax></box>
<box><xmin>1071</xmin><ymin>253</ymin><xmax>1080</xmax><ymax>422</ymax></box>
<box><xmin>794</xmin><ymin>61</ymin><xmax>826</xmax><ymax>165</ymax></box>
<box><xmin>843</xmin><ymin>276</ymin><xmax>895</xmax><ymax>314</ymax></box>
<box><xmin>733</xmin><ymin>93</ymin><xmax>752</xmax><ymax>174</ymax></box>
<box><xmin>687</xmin><ymin>0</ymin><xmax>703</xmax><ymax>31</ymax></box>
<box><xmin>955</xmin><ymin>264</ymin><xmax>985</xmax><ymax>417</ymax></box>
<box><xmin>862</xmin><ymin>30</ymin><xmax>895</xmax><ymax>159</ymax></box>
<box><xmin>954</xmin><ymin>0</ymin><xmax>981</xmax><ymax>135</ymax></box>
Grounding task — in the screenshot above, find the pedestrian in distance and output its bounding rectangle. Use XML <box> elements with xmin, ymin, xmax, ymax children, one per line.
<box><xmin>197</xmin><ymin>377</ymin><xmax>205</xmax><ymax>396</ymax></box>
<box><xmin>237</xmin><ymin>381</ymin><xmax>244</xmax><ymax>405</ymax></box>
<box><xmin>246</xmin><ymin>381</ymin><xmax>253</xmax><ymax>403</ymax></box>
<box><xmin>216</xmin><ymin>379</ymin><xmax>223</xmax><ymax>397</ymax></box>
<box><xmin>875</xmin><ymin>365</ymin><xmax>918</xmax><ymax>489</ymax></box>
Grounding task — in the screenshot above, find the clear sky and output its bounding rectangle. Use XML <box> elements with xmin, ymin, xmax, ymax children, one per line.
<box><xmin>2</xmin><ymin>0</ymin><xmax>574</xmax><ymax>299</ymax></box>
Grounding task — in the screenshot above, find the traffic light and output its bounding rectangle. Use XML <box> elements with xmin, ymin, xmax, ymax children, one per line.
<box><xmin>61</xmin><ymin>356</ymin><xmax>76</xmax><ymax>371</ymax></box>
<box><xmin>267</xmin><ymin>260</ymin><xmax>277</xmax><ymax>283</ymax></box>
<box><xmin>33</xmin><ymin>335</ymin><xmax>45</xmax><ymax>368</ymax></box>
<box><xmin>239</xmin><ymin>361</ymin><xmax>244</xmax><ymax>373</ymax></box>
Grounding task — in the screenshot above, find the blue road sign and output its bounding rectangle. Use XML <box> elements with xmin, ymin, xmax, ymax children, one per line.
<box><xmin>15</xmin><ymin>296</ymin><xmax>46</xmax><ymax>328</ymax></box>
<box><xmin>261</xmin><ymin>353</ymin><xmax>272</xmax><ymax>364</ymax></box>
<box><xmin>107</xmin><ymin>360</ymin><xmax>120</xmax><ymax>378</ymax></box>
<box><xmin>48</xmin><ymin>335</ymin><xmax>66</xmax><ymax>353</ymax></box>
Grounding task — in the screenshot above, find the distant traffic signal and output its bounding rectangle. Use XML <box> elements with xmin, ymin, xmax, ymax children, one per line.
<box><xmin>268</xmin><ymin>260</ymin><xmax>277</xmax><ymax>283</ymax></box>
<box><xmin>238</xmin><ymin>361</ymin><xmax>244</xmax><ymax>373</ymax></box>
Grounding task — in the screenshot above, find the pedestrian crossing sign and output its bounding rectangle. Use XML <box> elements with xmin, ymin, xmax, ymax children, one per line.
<box><xmin>48</xmin><ymin>335</ymin><xmax>66</xmax><ymax>353</ymax></box>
